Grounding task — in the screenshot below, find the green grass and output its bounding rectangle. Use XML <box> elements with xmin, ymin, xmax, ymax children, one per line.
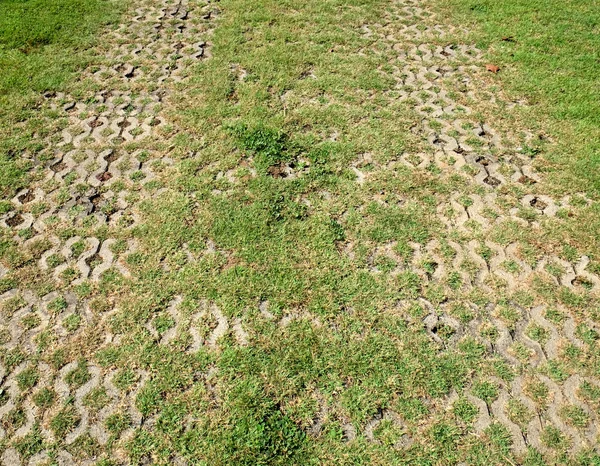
<box><xmin>129</xmin><ymin>0</ymin><xmax>600</xmax><ymax>461</ymax></box>
<box><xmin>0</xmin><ymin>0</ymin><xmax>126</xmax><ymax>196</ymax></box>
<box><xmin>436</xmin><ymin>0</ymin><xmax>600</xmax><ymax>195</ymax></box>
<box><xmin>1</xmin><ymin>0</ymin><xmax>600</xmax><ymax>464</ymax></box>
<box><xmin>114</xmin><ymin>0</ymin><xmax>491</xmax><ymax>463</ymax></box>
<box><xmin>0</xmin><ymin>0</ymin><xmax>124</xmax><ymax>94</ymax></box>
<box><xmin>431</xmin><ymin>0</ymin><xmax>600</xmax><ymax>279</ymax></box>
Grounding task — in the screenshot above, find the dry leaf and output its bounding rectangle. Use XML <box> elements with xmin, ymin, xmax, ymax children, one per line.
<box><xmin>486</xmin><ymin>64</ymin><xmax>500</xmax><ymax>73</ymax></box>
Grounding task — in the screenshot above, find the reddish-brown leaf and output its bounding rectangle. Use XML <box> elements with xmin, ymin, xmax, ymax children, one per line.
<box><xmin>486</xmin><ymin>64</ymin><xmax>500</xmax><ymax>73</ymax></box>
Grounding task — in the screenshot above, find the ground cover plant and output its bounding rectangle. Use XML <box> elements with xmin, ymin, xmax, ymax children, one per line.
<box><xmin>0</xmin><ymin>0</ymin><xmax>126</xmax><ymax>196</ymax></box>
<box><xmin>0</xmin><ymin>0</ymin><xmax>599</xmax><ymax>464</ymax></box>
<box><xmin>436</xmin><ymin>0</ymin><xmax>600</xmax><ymax>194</ymax></box>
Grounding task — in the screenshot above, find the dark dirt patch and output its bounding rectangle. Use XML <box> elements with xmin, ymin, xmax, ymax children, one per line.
<box><xmin>96</xmin><ymin>172</ymin><xmax>112</xmax><ymax>182</ymax></box>
<box><xmin>18</xmin><ymin>190</ymin><xmax>34</xmax><ymax>204</ymax></box>
<box><xmin>483</xmin><ymin>175</ymin><xmax>500</xmax><ymax>187</ymax></box>
<box><xmin>530</xmin><ymin>197</ymin><xmax>547</xmax><ymax>210</ymax></box>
